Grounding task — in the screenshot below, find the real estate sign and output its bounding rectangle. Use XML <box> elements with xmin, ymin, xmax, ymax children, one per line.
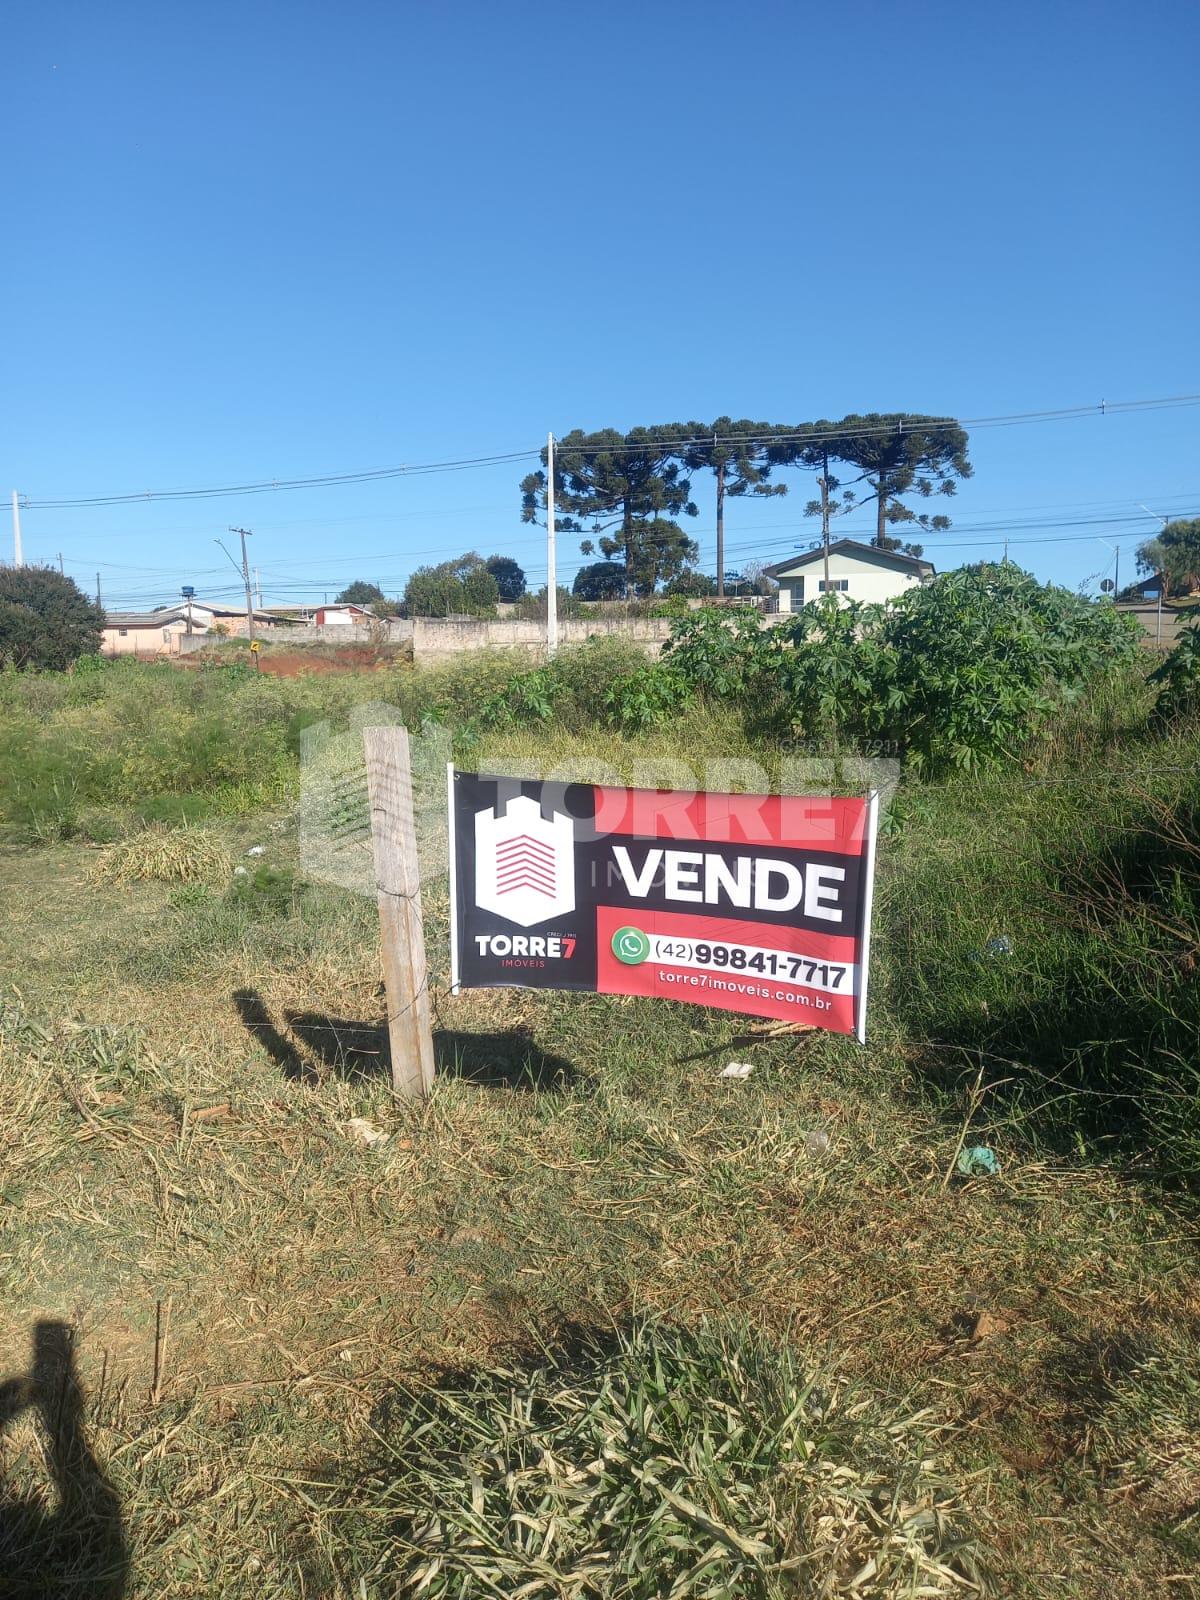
<box><xmin>448</xmin><ymin>771</ymin><xmax>879</xmax><ymax>1039</ymax></box>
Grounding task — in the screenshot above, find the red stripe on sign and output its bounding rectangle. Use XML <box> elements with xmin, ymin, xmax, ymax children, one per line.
<box><xmin>497</xmin><ymin>870</ymin><xmax>556</xmax><ymax>893</ymax></box>
<box><xmin>592</xmin><ymin>787</ymin><xmax>870</xmax><ymax>854</ymax></box>
<box><xmin>496</xmin><ymin>835</ymin><xmax>554</xmax><ymax>859</ymax></box>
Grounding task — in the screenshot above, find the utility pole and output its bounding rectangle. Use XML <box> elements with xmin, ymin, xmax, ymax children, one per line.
<box><xmin>821</xmin><ymin>448</ymin><xmax>832</xmax><ymax>593</ymax></box>
<box><xmin>11</xmin><ymin>491</ymin><xmax>22</xmax><ymax>567</ymax></box>
<box><xmin>230</xmin><ymin>528</ymin><xmax>255</xmax><ymax>647</ymax></box>
<box><xmin>57</xmin><ymin>552</ymin><xmax>64</xmax><ymax>575</ymax></box>
<box><xmin>715</xmin><ymin>433</ymin><xmax>725</xmax><ymax>601</ymax></box>
<box><xmin>546</xmin><ymin>431</ymin><xmax>558</xmax><ymax>655</ymax></box>
<box><xmin>96</xmin><ymin>572</ymin><xmax>102</xmax><ymax>609</ymax></box>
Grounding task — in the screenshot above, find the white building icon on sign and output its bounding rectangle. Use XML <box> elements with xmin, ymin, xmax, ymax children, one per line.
<box><xmin>474</xmin><ymin>795</ymin><xmax>576</xmax><ymax>927</ymax></box>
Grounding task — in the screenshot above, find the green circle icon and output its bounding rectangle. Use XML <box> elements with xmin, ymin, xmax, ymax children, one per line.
<box><xmin>612</xmin><ymin>926</ymin><xmax>651</xmax><ymax>965</ymax></box>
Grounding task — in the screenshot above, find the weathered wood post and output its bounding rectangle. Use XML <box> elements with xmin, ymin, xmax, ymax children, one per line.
<box><xmin>363</xmin><ymin>725</ymin><xmax>436</xmax><ymax>1096</ymax></box>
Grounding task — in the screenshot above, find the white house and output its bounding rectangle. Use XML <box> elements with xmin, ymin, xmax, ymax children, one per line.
<box><xmin>313</xmin><ymin>603</ymin><xmax>373</xmax><ymax>626</ymax></box>
<box><xmin>764</xmin><ymin>539</ymin><xmax>935</xmax><ymax>612</ymax></box>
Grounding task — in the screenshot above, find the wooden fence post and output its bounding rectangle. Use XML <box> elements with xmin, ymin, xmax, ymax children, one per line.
<box><xmin>363</xmin><ymin>725</ymin><xmax>436</xmax><ymax>1097</ymax></box>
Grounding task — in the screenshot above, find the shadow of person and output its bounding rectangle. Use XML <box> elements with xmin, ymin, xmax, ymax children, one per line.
<box><xmin>232</xmin><ymin>988</ymin><xmax>317</xmax><ymax>1084</ymax></box>
<box><xmin>431</xmin><ymin>1028</ymin><xmax>576</xmax><ymax>1091</ymax></box>
<box><xmin>0</xmin><ymin>1321</ymin><xmax>128</xmax><ymax>1598</ymax></box>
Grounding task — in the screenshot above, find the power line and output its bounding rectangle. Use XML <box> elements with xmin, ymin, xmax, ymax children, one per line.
<box><xmin>21</xmin><ymin>448</ymin><xmax>540</xmax><ymax>510</ymax></box>
<box><xmin>18</xmin><ymin>392</ymin><xmax>1200</xmax><ymax>511</ymax></box>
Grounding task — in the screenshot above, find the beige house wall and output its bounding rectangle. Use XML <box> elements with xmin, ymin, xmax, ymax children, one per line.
<box><xmin>775</xmin><ymin>553</ymin><xmax>927</xmax><ymax>612</ymax></box>
<box><xmin>101</xmin><ymin>624</ymin><xmax>185</xmax><ymax>656</ymax></box>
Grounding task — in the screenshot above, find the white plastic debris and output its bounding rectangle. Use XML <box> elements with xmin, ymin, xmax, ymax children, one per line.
<box><xmin>343</xmin><ymin>1116</ymin><xmax>390</xmax><ymax>1150</ymax></box>
<box><xmin>719</xmin><ymin>1061</ymin><xmax>755</xmax><ymax>1080</ymax></box>
<box><xmin>233</xmin><ymin>866</ymin><xmax>248</xmax><ymax>876</ymax></box>
<box><xmin>246</xmin><ymin>845</ymin><xmax>266</xmax><ymax>857</ymax></box>
<box><xmin>803</xmin><ymin>1129</ymin><xmax>831</xmax><ymax>1156</ymax></box>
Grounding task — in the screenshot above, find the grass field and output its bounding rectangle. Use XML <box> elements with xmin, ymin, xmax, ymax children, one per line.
<box><xmin>1</xmin><ymin>646</ymin><xmax>1199</xmax><ymax>1597</ymax></box>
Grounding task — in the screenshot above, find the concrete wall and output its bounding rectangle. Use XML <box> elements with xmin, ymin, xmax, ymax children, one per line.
<box><xmin>177</xmin><ymin>621</ymin><xmax>413</xmax><ymax>653</ymax></box>
<box><xmin>410</xmin><ymin>615</ymin><xmax>675</xmax><ymax>662</ymax></box>
<box><xmin>175</xmin><ymin>615</ymin><xmax>674</xmax><ymax>662</ymax></box>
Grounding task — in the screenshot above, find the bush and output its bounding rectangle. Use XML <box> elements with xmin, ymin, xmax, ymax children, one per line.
<box><xmin>663</xmin><ymin>566</ymin><xmax>1144</xmax><ymax>773</ymax></box>
<box><xmin>0</xmin><ymin>566</ymin><xmax>104</xmax><ymax>671</ymax></box>
<box><xmin>662</xmin><ymin>607</ymin><xmax>770</xmax><ymax>698</ymax></box>
<box><xmin>1149</xmin><ymin>620</ymin><xmax>1200</xmax><ymax>725</ymax></box>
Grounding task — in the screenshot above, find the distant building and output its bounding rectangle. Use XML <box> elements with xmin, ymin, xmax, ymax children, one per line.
<box><xmin>313</xmin><ymin>603</ymin><xmax>373</xmax><ymax>626</ymax></box>
<box><xmin>764</xmin><ymin>538</ymin><xmax>935</xmax><ymax>611</ymax></box>
<box><xmin>101</xmin><ymin>608</ymin><xmax>191</xmax><ymax>656</ymax></box>
<box><xmin>101</xmin><ymin>598</ymin><xmax>276</xmax><ymax>655</ymax></box>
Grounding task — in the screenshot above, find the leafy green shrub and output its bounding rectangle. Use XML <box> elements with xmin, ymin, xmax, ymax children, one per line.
<box><xmin>663</xmin><ymin>567</ymin><xmax>1144</xmax><ymax>773</ymax></box>
<box><xmin>342</xmin><ymin>1318</ymin><xmax>986</xmax><ymax>1599</ymax></box>
<box><xmin>880</xmin><ymin>566</ymin><xmax>1142</xmax><ymax>772</ymax></box>
<box><xmin>602</xmin><ymin>662</ymin><xmax>693</xmax><ymax>731</ymax></box>
<box><xmin>1149</xmin><ymin>621</ymin><xmax>1200</xmax><ymax>725</ymax></box>
<box><xmin>662</xmin><ymin>607</ymin><xmax>771</xmax><ymax>697</ymax></box>
<box><xmin>769</xmin><ymin>597</ymin><xmax>893</xmax><ymax>748</ymax></box>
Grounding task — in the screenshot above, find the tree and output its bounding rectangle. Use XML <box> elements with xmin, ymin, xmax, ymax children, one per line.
<box><xmin>664</xmin><ymin>569</ymin><xmax>718</xmax><ymax>598</ymax></box>
<box><xmin>521</xmin><ymin>427</ymin><xmax>697</xmax><ymax>598</ymax></box>
<box><xmin>1137</xmin><ymin>519</ymin><xmax>1200</xmax><ymax>597</ymax></box>
<box><xmin>514</xmin><ymin>584</ymin><xmax>585</xmax><ymax>620</ymax></box>
<box><xmin>0</xmin><ymin>566</ymin><xmax>104</xmax><ymax>671</ymax></box>
<box><xmin>680</xmin><ymin>419</ymin><xmax>787</xmax><ymax>598</ymax></box>
<box><xmin>403</xmin><ymin>551</ymin><xmax>498</xmax><ymax>617</ymax></box>
<box><xmin>794</xmin><ymin>414</ymin><xmax>972</xmax><ymax>553</ymax></box>
<box><xmin>580</xmin><ymin>518</ymin><xmax>700</xmax><ymax>598</ymax></box>
<box><xmin>335</xmin><ymin>581</ymin><xmax>385</xmax><ymax>607</ymax></box>
<box><xmin>485</xmin><ymin>555</ymin><xmax>526</xmax><ymax>603</ymax></box>
<box><xmin>461</xmin><ymin>565</ymin><xmax>500</xmax><ymax>614</ymax></box>
<box><xmin>572</xmin><ymin>562</ymin><xmax>628</xmax><ymax>601</ymax></box>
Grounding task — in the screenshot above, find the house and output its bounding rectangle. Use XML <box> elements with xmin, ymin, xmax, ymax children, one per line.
<box><xmin>764</xmin><ymin>539</ymin><xmax>935</xmax><ymax>611</ymax></box>
<box><xmin>154</xmin><ymin>599</ymin><xmax>278</xmax><ymax>636</ymax></box>
<box><xmin>101</xmin><ymin>608</ymin><xmax>191</xmax><ymax>656</ymax></box>
<box><xmin>313</xmin><ymin>603</ymin><xmax>373</xmax><ymax>626</ymax></box>
<box><xmin>101</xmin><ymin>598</ymin><xmax>278</xmax><ymax>655</ymax></box>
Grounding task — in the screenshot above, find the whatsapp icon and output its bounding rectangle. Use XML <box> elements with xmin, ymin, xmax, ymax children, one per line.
<box><xmin>611</xmin><ymin>926</ymin><xmax>651</xmax><ymax>965</ymax></box>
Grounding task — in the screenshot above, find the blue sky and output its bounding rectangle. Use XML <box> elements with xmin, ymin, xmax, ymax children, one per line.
<box><xmin>4</xmin><ymin>0</ymin><xmax>1197</xmax><ymax>608</ymax></box>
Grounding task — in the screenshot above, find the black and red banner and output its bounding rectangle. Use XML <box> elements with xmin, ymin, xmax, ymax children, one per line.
<box><xmin>448</xmin><ymin>770</ymin><xmax>879</xmax><ymax>1039</ymax></box>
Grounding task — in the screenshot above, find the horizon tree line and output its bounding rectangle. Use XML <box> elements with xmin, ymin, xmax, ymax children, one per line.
<box><xmin>520</xmin><ymin>413</ymin><xmax>973</xmax><ymax>598</ymax></box>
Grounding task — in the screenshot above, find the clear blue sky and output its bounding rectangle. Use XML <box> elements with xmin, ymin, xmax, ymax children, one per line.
<box><xmin>4</xmin><ymin>0</ymin><xmax>1197</xmax><ymax>608</ymax></box>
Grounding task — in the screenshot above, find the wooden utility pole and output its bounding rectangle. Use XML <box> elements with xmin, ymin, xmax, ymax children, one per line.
<box><xmin>11</xmin><ymin>491</ymin><xmax>22</xmax><ymax>567</ymax></box>
<box><xmin>363</xmin><ymin>725</ymin><xmax>436</xmax><ymax>1098</ymax></box>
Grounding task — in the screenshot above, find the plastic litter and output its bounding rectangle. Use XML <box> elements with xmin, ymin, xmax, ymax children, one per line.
<box><xmin>719</xmin><ymin>1061</ymin><xmax>754</xmax><ymax>1080</ymax></box>
<box><xmin>233</xmin><ymin>866</ymin><xmax>248</xmax><ymax>876</ymax></box>
<box><xmin>803</xmin><ymin>1129</ymin><xmax>831</xmax><ymax>1156</ymax></box>
<box><xmin>246</xmin><ymin>845</ymin><xmax>266</xmax><ymax>857</ymax></box>
<box><xmin>984</xmin><ymin>936</ymin><xmax>1013</xmax><ymax>956</ymax></box>
<box><xmin>956</xmin><ymin>1144</ymin><xmax>1001</xmax><ymax>1177</ymax></box>
<box><xmin>343</xmin><ymin>1116</ymin><xmax>390</xmax><ymax>1150</ymax></box>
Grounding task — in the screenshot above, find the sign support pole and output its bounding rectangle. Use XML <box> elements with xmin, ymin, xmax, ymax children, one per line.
<box><xmin>364</xmin><ymin>725</ymin><xmax>436</xmax><ymax>1097</ymax></box>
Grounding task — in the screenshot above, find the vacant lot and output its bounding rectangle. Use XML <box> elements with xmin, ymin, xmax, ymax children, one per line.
<box><xmin>1</xmin><ymin>619</ymin><xmax>1198</xmax><ymax>1596</ymax></box>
